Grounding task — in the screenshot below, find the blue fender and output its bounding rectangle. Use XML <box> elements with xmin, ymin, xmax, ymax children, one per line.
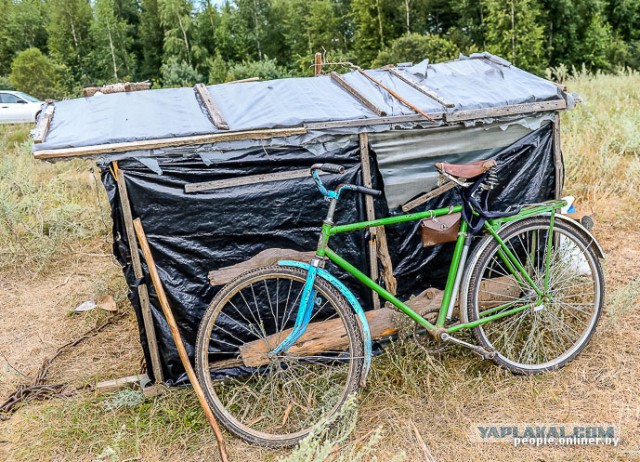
<box><xmin>278</xmin><ymin>260</ymin><xmax>372</xmax><ymax>384</ymax></box>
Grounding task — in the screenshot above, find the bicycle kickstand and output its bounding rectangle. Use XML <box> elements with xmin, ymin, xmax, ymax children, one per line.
<box><xmin>440</xmin><ymin>333</ymin><xmax>497</xmax><ymax>360</ymax></box>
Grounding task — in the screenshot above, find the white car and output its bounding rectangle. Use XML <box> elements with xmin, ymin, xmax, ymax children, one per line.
<box><xmin>0</xmin><ymin>91</ymin><xmax>44</xmax><ymax>124</ymax></box>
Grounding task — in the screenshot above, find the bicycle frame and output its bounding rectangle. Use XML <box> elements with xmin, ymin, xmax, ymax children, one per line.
<box><xmin>315</xmin><ymin>199</ymin><xmax>566</xmax><ymax>336</ymax></box>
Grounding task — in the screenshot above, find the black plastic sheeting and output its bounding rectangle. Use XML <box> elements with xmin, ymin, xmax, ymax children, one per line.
<box><xmin>101</xmin><ymin>123</ymin><xmax>556</xmax><ymax>385</ymax></box>
<box><xmin>101</xmin><ymin>142</ymin><xmax>387</xmax><ymax>384</ymax></box>
<box><xmin>386</xmin><ymin>123</ymin><xmax>556</xmax><ymax>299</ymax></box>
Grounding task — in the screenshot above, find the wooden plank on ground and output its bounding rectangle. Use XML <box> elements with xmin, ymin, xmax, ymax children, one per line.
<box><xmin>445</xmin><ymin>100</ymin><xmax>567</xmax><ymax>123</ymax></box>
<box><xmin>95</xmin><ymin>374</ymin><xmax>145</xmax><ymax>394</ymax></box>
<box><xmin>117</xmin><ymin>168</ymin><xmax>164</xmax><ymax>384</ymax></box>
<box><xmin>330</xmin><ymin>71</ymin><xmax>386</xmax><ymax>117</ymax></box>
<box><xmin>33</xmin><ymin>127</ymin><xmax>308</xmax><ymax>160</ymax></box>
<box><xmin>194</xmin><ymin>83</ymin><xmax>229</xmax><ymax>130</ymax></box>
<box><xmin>386</xmin><ymin>68</ymin><xmax>455</xmax><ymax>108</ymax></box>
<box><xmin>235</xmin><ymin>276</ymin><xmax>518</xmax><ymax>368</ymax></box>
<box><xmin>209</xmin><ymin>248</ymin><xmax>317</xmax><ymax>286</ymax></box>
<box><xmin>32</xmin><ymin>105</ymin><xmax>54</xmax><ymax>144</ymax></box>
<box><xmin>186</xmin><ymin>168</ymin><xmax>324</xmax><ymax>193</ymax></box>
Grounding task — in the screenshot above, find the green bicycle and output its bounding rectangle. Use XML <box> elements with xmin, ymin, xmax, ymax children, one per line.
<box><xmin>195</xmin><ymin>160</ymin><xmax>605</xmax><ymax>447</ymax></box>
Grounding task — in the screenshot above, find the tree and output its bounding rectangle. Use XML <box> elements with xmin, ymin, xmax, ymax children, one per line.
<box><xmin>47</xmin><ymin>0</ymin><xmax>93</xmax><ymax>82</ymax></box>
<box><xmin>160</xmin><ymin>56</ymin><xmax>203</xmax><ymax>86</ymax></box>
<box><xmin>373</xmin><ymin>32</ymin><xmax>459</xmax><ymax>66</ymax></box>
<box><xmin>158</xmin><ymin>0</ymin><xmax>203</xmax><ymax>67</ymax></box>
<box><xmin>0</xmin><ymin>0</ymin><xmax>49</xmax><ymax>75</ymax></box>
<box><xmin>90</xmin><ymin>0</ymin><xmax>135</xmax><ymax>83</ymax></box>
<box><xmin>139</xmin><ymin>0</ymin><xmax>164</xmax><ymax>79</ymax></box>
<box><xmin>352</xmin><ymin>0</ymin><xmax>404</xmax><ymax>66</ymax></box>
<box><xmin>9</xmin><ymin>48</ymin><xmax>67</xmax><ymax>99</ymax></box>
<box><xmin>482</xmin><ymin>0</ymin><xmax>545</xmax><ymax>72</ymax></box>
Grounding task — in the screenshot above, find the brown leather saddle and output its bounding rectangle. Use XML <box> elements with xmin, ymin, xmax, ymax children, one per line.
<box><xmin>434</xmin><ymin>159</ymin><xmax>497</xmax><ymax>180</ymax></box>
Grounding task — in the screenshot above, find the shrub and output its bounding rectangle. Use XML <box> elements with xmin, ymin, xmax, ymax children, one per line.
<box><xmin>9</xmin><ymin>48</ymin><xmax>65</xmax><ymax>100</ymax></box>
<box><xmin>373</xmin><ymin>33</ymin><xmax>459</xmax><ymax>67</ymax></box>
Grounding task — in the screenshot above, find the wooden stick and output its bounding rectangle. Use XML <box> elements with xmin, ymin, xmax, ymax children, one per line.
<box><xmin>553</xmin><ymin>113</ymin><xmax>564</xmax><ymax>199</ymax></box>
<box><xmin>314</xmin><ymin>52</ymin><xmax>323</xmax><ymax>77</ymax></box>
<box><xmin>445</xmin><ymin>99</ymin><xmax>566</xmax><ymax>123</ymax></box>
<box><xmin>401</xmin><ymin>181</ymin><xmax>456</xmax><ymax>212</ymax></box>
<box><xmin>194</xmin><ymin>83</ymin><xmax>230</xmax><ymax>130</ymax></box>
<box><xmin>358</xmin><ymin>133</ymin><xmax>380</xmax><ymax>309</ymax></box>
<box><xmin>356</xmin><ymin>69</ymin><xmax>435</xmax><ymax>122</ymax></box>
<box><xmin>133</xmin><ymin>218</ymin><xmax>229</xmax><ymax>462</ymax></box>
<box><xmin>329</xmin><ymin>71</ymin><xmax>386</xmax><ymax>117</ymax></box>
<box><xmin>117</xmin><ymin>168</ymin><xmax>164</xmax><ymax>384</ymax></box>
<box><xmin>386</xmin><ymin>68</ymin><xmax>455</xmax><ymax>108</ymax></box>
<box><xmin>33</xmin><ymin>105</ymin><xmax>54</xmax><ymax>144</ymax></box>
<box><xmin>33</xmin><ymin>127</ymin><xmax>307</xmax><ymax>160</ymax></box>
<box><xmin>411</xmin><ymin>421</ymin><xmax>436</xmax><ymax>462</ymax></box>
<box><xmin>186</xmin><ymin>168</ymin><xmax>326</xmax><ymax>194</ymax></box>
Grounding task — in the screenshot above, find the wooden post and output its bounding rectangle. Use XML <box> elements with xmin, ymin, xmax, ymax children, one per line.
<box><xmin>133</xmin><ymin>219</ymin><xmax>229</xmax><ymax>462</ymax></box>
<box><xmin>116</xmin><ymin>168</ymin><xmax>165</xmax><ymax>384</ymax></box>
<box><xmin>359</xmin><ymin>133</ymin><xmax>380</xmax><ymax>310</ymax></box>
<box><xmin>553</xmin><ymin>113</ymin><xmax>564</xmax><ymax>199</ymax></box>
<box><xmin>314</xmin><ymin>52</ymin><xmax>323</xmax><ymax>77</ymax></box>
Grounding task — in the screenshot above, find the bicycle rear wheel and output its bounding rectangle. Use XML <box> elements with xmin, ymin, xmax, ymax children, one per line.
<box><xmin>195</xmin><ymin>265</ymin><xmax>363</xmax><ymax>447</ymax></box>
<box><xmin>466</xmin><ymin>216</ymin><xmax>604</xmax><ymax>374</ymax></box>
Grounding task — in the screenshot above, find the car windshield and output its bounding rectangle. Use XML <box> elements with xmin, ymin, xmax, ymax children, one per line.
<box><xmin>14</xmin><ymin>92</ymin><xmax>41</xmax><ymax>103</ymax></box>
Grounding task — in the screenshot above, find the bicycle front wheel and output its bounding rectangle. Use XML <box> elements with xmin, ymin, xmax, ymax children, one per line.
<box><xmin>466</xmin><ymin>216</ymin><xmax>604</xmax><ymax>374</ymax></box>
<box><xmin>195</xmin><ymin>265</ymin><xmax>364</xmax><ymax>447</ymax></box>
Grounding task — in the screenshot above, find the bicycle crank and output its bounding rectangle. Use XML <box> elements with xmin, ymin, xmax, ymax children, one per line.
<box><xmin>440</xmin><ymin>333</ymin><xmax>496</xmax><ymax>360</ymax></box>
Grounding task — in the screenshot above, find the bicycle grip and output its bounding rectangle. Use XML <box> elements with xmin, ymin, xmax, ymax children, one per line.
<box><xmin>350</xmin><ymin>185</ymin><xmax>383</xmax><ymax>197</ymax></box>
<box><xmin>310</xmin><ymin>163</ymin><xmax>345</xmax><ymax>174</ymax></box>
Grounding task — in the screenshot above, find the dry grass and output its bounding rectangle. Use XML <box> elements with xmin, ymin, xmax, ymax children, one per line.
<box><xmin>1</xmin><ymin>71</ymin><xmax>640</xmax><ymax>461</ymax></box>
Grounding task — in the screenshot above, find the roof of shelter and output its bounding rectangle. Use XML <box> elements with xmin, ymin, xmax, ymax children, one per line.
<box><xmin>32</xmin><ymin>52</ymin><xmax>574</xmax><ymax>160</ymax></box>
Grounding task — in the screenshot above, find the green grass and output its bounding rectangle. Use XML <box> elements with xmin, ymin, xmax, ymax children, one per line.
<box><xmin>0</xmin><ymin>124</ymin><xmax>110</xmax><ymax>275</ymax></box>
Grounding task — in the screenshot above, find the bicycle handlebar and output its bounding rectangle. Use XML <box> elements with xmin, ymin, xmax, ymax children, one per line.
<box><xmin>310</xmin><ymin>163</ymin><xmax>345</xmax><ymax>175</ymax></box>
<box><xmin>344</xmin><ymin>184</ymin><xmax>383</xmax><ymax>198</ymax></box>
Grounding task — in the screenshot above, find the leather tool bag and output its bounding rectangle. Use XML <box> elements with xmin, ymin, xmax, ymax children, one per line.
<box><xmin>420</xmin><ymin>213</ymin><xmax>461</xmax><ymax>247</ymax></box>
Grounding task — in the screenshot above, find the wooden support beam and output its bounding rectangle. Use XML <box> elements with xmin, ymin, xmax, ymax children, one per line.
<box><xmin>330</xmin><ymin>71</ymin><xmax>386</xmax><ymax>117</ymax></box>
<box><xmin>359</xmin><ymin>133</ymin><xmax>380</xmax><ymax>310</ymax></box>
<box><xmin>95</xmin><ymin>374</ymin><xmax>145</xmax><ymax>394</ymax></box>
<box><xmin>305</xmin><ymin>113</ymin><xmax>443</xmax><ymax>131</ymax></box>
<box><xmin>116</xmin><ymin>168</ymin><xmax>164</xmax><ymax>384</ymax></box>
<box><xmin>445</xmin><ymin>100</ymin><xmax>567</xmax><ymax>123</ymax></box>
<box><xmin>553</xmin><ymin>113</ymin><xmax>564</xmax><ymax>199</ymax></box>
<box><xmin>209</xmin><ymin>248</ymin><xmax>317</xmax><ymax>286</ymax></box>
<box><xmin>357</xmin><ymin>69</ymin><xmax>435</xmax><ymax>122</ymax></box>
<box><xmin>186</xmin><ymin>168</ymin><xmax>324</xmax><ymax>194</ymax></box>
<box><xmin>314</xmin><ymin>52</ymin><xmax>323</xmax><ymax>77</ymax></box>
<box><xmin>235</xmin><ymin>276</ymin><xmax>518</xmax><ymax>368</ymax></box>
<box><xmin>386</xmin><ymin>68</ymin><xmax>455</xmax><ymax>108</ymax></box>
<box><xmin>33</xmin><ymin>127</ymin><xmax>307</xmax><ymax>160</ymax></box>
<box><xmin>401</xmin><ymin>181</ymin><xmax>456</xmax><ymax>212</ymax></box>
<box><xmin>194</xmin><ymin>83</ymin><xmax>229</xmax><ymax>130</ymax></box>
<box><xmin>32</xmin><ymin>104</ymin><xmax>54</xmax><ymax>144</ymax></box>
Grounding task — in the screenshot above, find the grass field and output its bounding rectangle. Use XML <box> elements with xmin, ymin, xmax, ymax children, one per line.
<box><xmin>0</xmin><ymin>71</ymin><xmax>639</xmax><ymax>461</ymax></box>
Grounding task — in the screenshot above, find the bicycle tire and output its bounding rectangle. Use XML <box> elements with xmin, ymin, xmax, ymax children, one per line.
<box><xmin>466</xmin><ymin>216</ymin><xmax>604</xmax><ymax>374</ymax></box>
<box><xmin>195</xmin><ymin>265</ymin><xmax>363</xmax><ymax>447</ymax></box>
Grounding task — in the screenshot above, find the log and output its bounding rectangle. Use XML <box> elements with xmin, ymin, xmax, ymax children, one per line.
<box><xmin>83</xmin><ymin>82</ymin><xmax>151</xmax><ymax>97</ymax></box>
<box><xmin>208</xmin><ymin>248</ymin><xmax>317</xmax><ymax>286</ymax></box>
<box><xmin>234</xmin><ymin>276</ymin><xmax>518</xmax><ymax>368</ymax></box>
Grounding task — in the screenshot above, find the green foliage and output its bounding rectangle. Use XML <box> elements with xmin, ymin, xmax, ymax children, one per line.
<box><xmin>373</xmin><ymin>32</ymin><xmax>460</xmax><ymax>67</ymax></box>
<box><xmin>0</xmin><ymin>75</ymin><xmax>15</xmax><ymax>90</ymax></box>
<box><xmin>90</xmin><ymin>0</ymin><xmax>136</xmax><ymax>83</ymax></box>
<box><xmin>160</xmin><ymin>57</ymin><xmax>203</xmax><ymax>87</ymax></box>
<box><xmin>482</xmin><ymin>0</ymin><xmax>545</xmax><ymax>72</ymax></box>
<box><xmin>0</xmin><ymin>0</ymin><xmax>639</xmax><ymax>97</ymax></box>
<box><xmin>9</xmin><ymin>48</ymin><xmax>67</xmax><ymax>99</ymax></box>
<box><xmin>229</xmin><ymin>56</ymin><xmax>292</xmax><ymax>81</ymax></box>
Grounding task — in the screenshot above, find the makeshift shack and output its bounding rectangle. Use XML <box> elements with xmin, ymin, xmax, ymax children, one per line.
<box><xmin>32</xmin><ymin>52</ymin><xmax>575</xmax><ymax>386</ymax></box>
